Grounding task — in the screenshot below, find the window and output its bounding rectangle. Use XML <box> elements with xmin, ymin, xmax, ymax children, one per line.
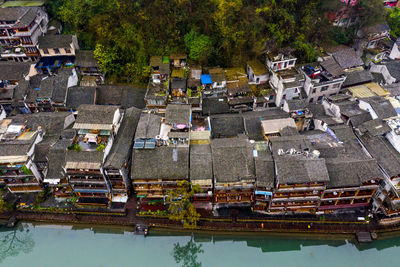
<box><xmin>284</xmin><ymin>62</ymin><xmax>287</xmax><ymax>68</ymax></box>
<box><xmin>312</xmin><ymin>88</ymin><xmax>316</xmax><ymax>94</ymax></box>
<box><xmin>321</xmin><ymin>86</ymin><xmax>328</xmax><ymax>91</ymax></box>
<box><xmin>65</xmin><ymin>48</ymin><xmax>71</xmax><ymax>53</ymax></box>
<box><xmin>332</xmin><ymin>83</ymin><xmax>340</xmax><ymax>89</ymax></box>
<box><xmin>309</xmin><ymin>98</ymin><xmax>313</xmax><ymax>103</ymax></box>
<box><xmin>43</xmin><ymin>48</ymin><xmax>49</xmax><ymax>54</ymax></box>
<box><xmin>317</xmin><ymin>96</ymin><xmax>324</xmax><ymax>101</ymax></box>
<box><xmin>53</xmin><ymin>48</ymin><xmax>60</xmax><ymax>54</ymax></box>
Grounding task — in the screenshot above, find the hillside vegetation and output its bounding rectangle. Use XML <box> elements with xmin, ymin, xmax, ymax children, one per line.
<box><xmin>46</xmin><ymin>0</ymin><xmax>385</xmax><ymax>82</ymax></box>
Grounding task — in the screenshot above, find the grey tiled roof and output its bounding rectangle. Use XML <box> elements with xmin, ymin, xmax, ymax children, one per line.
<box><xmin>134</xmin><ymin>113</ymin><xmax>161</xmax><ymax>139</ymax></box>
<box><xmin>342</xmin><ymin>70</ymin><xmax>373</xmax><ymax>88</ymax></box>
<box><xmin>320</xmin><ymin>57</ymin><xmax>344</xmax><ymax>77</ymax></box>
<box><xmin>358</xmin><ymin>119</ymin><xmax>391</xmax><ymax>136</ymax></box>
<box><xmin>38</xmin><ymin>35</ymin><xmax>73</xmax><ymax>49</ymax></box>
<box><xmin>326</xmin><ymin>159</ymin><xmax>382</xmax><ymax>188</ymax></box>
<box><xmin>66</xmin><ymin>86</ymin><xmax>96</xmax><ymax>110</ymax></box>
<box><xmin>171</xmin><ymin>78</ymin><xmax>187</xmax><ymax>89</ymax></box>
<box><xmin>51</xmin><ymin>70</ymin><xmax>71</xmax><ymax>103</ymax></box>
<box><xmin>360</xmin><ymin>134</ymin><xmax>400</xmax><ymax>178</ymax></box>
<box><xmin>202</xmin><ymin>97</ymin><xmax>230</xmax><ymax>115</ymax></box>
<box><xmin>165</xmin><ymin>104</ymin><xmax>191</xmax><ymax>125</ymax></box>
<box><xmin>75</xmin><ymin>50</ymin><xmax>98</xmax><ymax>68</ymax></box>
<box><xmin>329</xmin><ymin>125</ymin><xmax>356</xmax><ymax>141</ymax></box>
<box><xmin>190</xmin><ymin>144</ymin><xmax>213</xmax><ymax>181</ymax></box>
<box><xmin>385</xmin><ymin>61</ymin><xmax>400</xmax><ymax>82</ymax></box>
<box><xmin>383</xmin><ymin>83</ymin><xmax>400</xmax><ymax>97</ymax></box>
<box><xmin>210</xmin><ymin>114</ymin><xmax>244</xmax><ymax>138</ymax></box>
<box><xmin>0</xmin><ymin>6</ymin><xmax>33</xmax><ymax>21</ymax></box>
<box><xmin>75</xmin><ymin>105</ymin><xmax>118</xmax><ymax>125</ymax></box>
<box><xmin>0</xmin><ymin>143</ymin><xmax>32</xmax><ymax>157</ymax></box>
<box><xmin>13</xmin><ymin>112</ymin><xmax>72</xmax><ymax>136</ymax></box>
<box><xmin>275</xmin><ymin>156</ymin><xmax>329</xmax><ymax>184</ymax></box>
<box><xmin>95</xmin><ymin>85</ymin><xmax>146</xmax><ymax>109</ymax></box>
<box><xmin>332</xmin><ymin>47</ymin><xmax>364</xmax><ymax>69</ymax></box>
<box><xmin>104</xmin><ymin>107</ymin><xmax>141</xmax><ymax>169</ymax></box>
<box><xmin>361</xmin><ymin>96</ymin><xmax>397</xmax><ymax>119</ymax></box>
<box><xmin>253</xmin><ymin>142</ymin><xmax>274</xmax><ymax>189</ymax></box>
<box><xmin>65</xmin><ymin>150</ymin><xmax>104</xmax><ymax>164</ymax></box>
<box><xmin>131</xmin><ymin>146</ymin><xmax>189</xmax><ymax>180</ymax></box>
<box><xmin>0</xmin><ymin>62</ymin><xmax>30</xmax><ymax>80</ymax></box>
<box><xmin>211</xmin><ymin>137</ymin><xmax>255</xmax><ymax>183</ymax></box>
<box><xmin>339</xmin><ymin>102</ymin><xmax>372</xmax><ymax>126</ymax></box>
<box><xmin>243</xmin><ymin>109</ymin><xmax>290</xmax><ymax>141</ymax></box>
<box><xmin>286</xmin><ymin>99</ymin><xmax>307</xmax><ymax>111</ymax></box>
<box><xmin>16</xmin><ymin>7</ymin><xmax>37</xmax><ymax>27</ymax></box>
<box><xmin>46</xmin><ymin>140</ymin><xmax>72</xmax><ymax>180</ymax></box>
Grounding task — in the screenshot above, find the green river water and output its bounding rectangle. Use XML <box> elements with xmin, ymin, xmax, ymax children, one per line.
<box><xmin>0</xmin><ymin>223</ymin><xmax>399</xmax><ymax>267</ymax></box>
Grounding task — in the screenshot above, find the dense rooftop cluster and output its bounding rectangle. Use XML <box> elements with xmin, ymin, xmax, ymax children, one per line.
<box><xmin>1</xmin><ymin>0</ymin><xmax>400</xmax><ymax>220</ymax></box>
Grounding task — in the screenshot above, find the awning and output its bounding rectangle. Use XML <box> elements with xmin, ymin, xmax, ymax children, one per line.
<box><xmin>255</xmin><ymin>191</ymin><xmax>272</xmax><ymax>196</ymax></box>
<box><xmin>201</xmin><ymin>74</ymin><xmax>212</xmax><ymax>85</ymax></box>
<box><xmin>99</xmin><ymin>130</ymin><xmax>111</xmax><ymax>136</ymax></box>
<box><xmin>78</xmin><ymin>129</ymin><xmax>89</xmax><ymax>135</ymax></box>
<box><xmin>112</xmin><ymin>196</ymin><xmax>128</xmax><ymax>203</ymax></box>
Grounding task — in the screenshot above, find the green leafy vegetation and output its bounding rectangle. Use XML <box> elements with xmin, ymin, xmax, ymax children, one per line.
<box><xmin>20</xmin><ymin>165</ymin><xmax>32</xmax><ymax>175</ymax></box>
<box><xmin>138</xmin><ymin>210</ymin><xmax>168</xmax><ymax>216</ymax></box>
<box><xmin>96</xmin><ymin>144</ymin><xmax>105</xmax><ymax>151</ymax></box>
<box><xmin>388</xmin><ymin>8</ymin><xmax>400</xmax><ymax>38</ymax></box>
<box><xmin>67</xmin><ymin>143</ymin><xmax>82</xmax><ymax>151</ymax></box>
<box><xmin>45</xmin><ymin>0</ymin><xmax>386</xmax><ymax>82</ymax></box>
<box><xmin>36</xmin><ymin>186</ymin><xmax>49</xmax><ymax>204</ymax></box>
<box><xmin>69</xmin><ymin>194</ymin><xmax>78</xmax><ymax>204</ymax></box>
<box><xmin>165</xmin><ymin>181</ymin><xmax>201</xmax><ymax>229</ymax></box>
<box><xmin>184</xmin><ymin>30</ymin><xmax>213</xmax><ymax>64</ymax></box>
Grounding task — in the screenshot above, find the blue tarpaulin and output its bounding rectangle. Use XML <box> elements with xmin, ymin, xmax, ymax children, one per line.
<box><xmin>35</xmin><ymin>56</ymin><xmax>74</xmax><ymax>69</ymax></box>
<box><xmin>201</xmin><ymin>74</ymin><xmax>212</xmax><ymax>85</ymax></box>
<box><xmin>326</xmin><ymin>127</ymin><xmax>339</xmax><ymax>142</ymax></box>
<box><xmin>255</xmin><ymin>191</ymin><xmax>272</xmax><ymax>196</ymax></box>
<box><xmin>35</xmin><ymin>57</ymin><xmax>61</xmax><ymax>69</ymax></box>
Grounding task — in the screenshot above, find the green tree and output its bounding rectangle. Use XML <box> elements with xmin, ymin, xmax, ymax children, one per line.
<box><xmin>93</xmin><ymin>44</ymin><xmax>122</xmax><ymax>77</ymax></box>
<box><xmin>165</xmin><ymin>181</ymin><xmax>201</xmax><ymax>229</ymax></box>
<box><xmin>388</xmin><ymin>8</ymin><xmax>400</xmax><ymax>38</ymax></box>
<box><xmin>184</xmin><ymin>30</ymin><xmax>213</xmax><ymax>64</ymax></box>
<box><xmin>50</xmin><ymin>0</ymin><xmax>350</xmax><ymax>80</ymax></box>
<box><xmin>357</xmin><ymin>0</ymin><xmax>386</xmax><ymax>27</ymax></box>
<box><xmin>293</xmin><ymin>37</ymin><xmax>317</xmax><ymax>62</ymax></box>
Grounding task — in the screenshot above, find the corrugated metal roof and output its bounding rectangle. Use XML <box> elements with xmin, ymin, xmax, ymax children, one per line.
<box><xmin>348</xmin><ymin>85</ymin><xmax>376</xmax><ymax>98</ymax></box>
<box><xmin>73</xmin><ymin>123</ymin><xmax>112</xmax><ymax>131</ymax></box>
<box><xmin>365</xmin><ymin>82</ymin><xmax>390</xmax><ymax>97</ymax></box>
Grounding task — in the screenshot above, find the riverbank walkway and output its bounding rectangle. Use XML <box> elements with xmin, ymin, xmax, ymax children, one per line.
<box><xmin>2</xmin><ymin>197</ymin><xmax>400</xmax><ymax>234</ymax></box>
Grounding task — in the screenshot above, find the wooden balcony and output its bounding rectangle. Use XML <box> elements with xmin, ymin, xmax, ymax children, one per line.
<box><xmin>8</xmin><ymin>185</ymin><xmax>42</xmax><ymax>193</ymax></box>
<box><xmin>69</xmin><ymin>178</ymin><xmax>105</xmax><ymax>184</ymax></box>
